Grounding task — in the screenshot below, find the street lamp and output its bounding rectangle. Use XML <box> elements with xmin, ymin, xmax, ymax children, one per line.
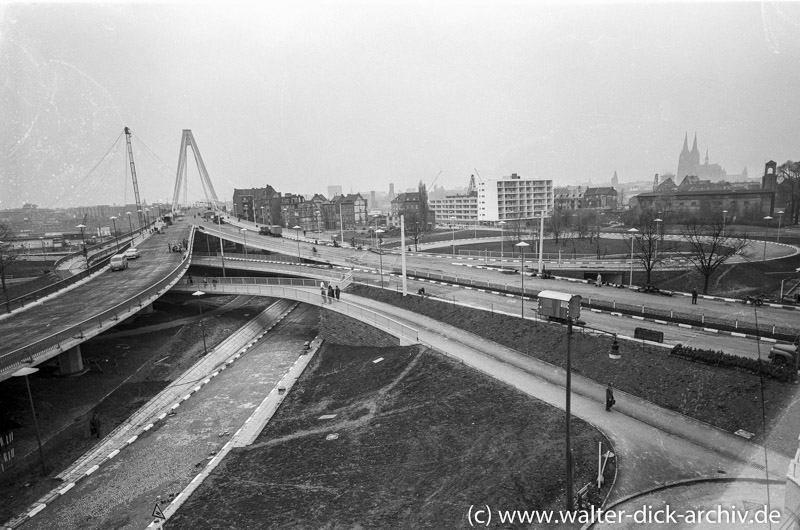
<box><xmin>293</xmin><ymin>225</ymin><xmax>301</xmax><ymax>259</ymax></box>
<box><xmin>39</xmin><ymin>236</ymin><xmax>45</xmax><ymax>256</ymax></box>
<box><xmin>76</xmin><ymin>224</ymin><xmax>88</xmax><ymax>268</ymax></box>
<box><xmin>450</xmin><ymin>216</ymin><xmax>456</xmax><ymax>255</ymax></box>
<box><xmin>653</xmin><ymin>218</ymin><xmax>663</xmax><ymax>258</ymax></box>
<box><xmin>376</xmin><ymin>228</ymin><xmax>385</xmax><ymax>288</ymax></box>
<box><xmin>192</xmin><ymin>291</ymin><xmax>208</xmax><ymax>355</ymax></box>
<box><xmin>126</xmin><ymin>211</ymin><xmax>133</xmax><ymax>238</ymax></box>
<box><xmin>110</xmin><ymin>216</ymin><xmax>119</xmax><ymax>253</ymax></box>
<box><xmin>627</xmin><ymin>228</ymin><xmax>639</xmax><ymax>287</ymax></box>
<box><xmin>515</xmin><ymin>241</ymin><xmax>529</xmax><ymax>318</ymax></box>
<box><xmin>137</xmin><ymin>209</ymin><xmax>144</xmax><ymax>234</ymax></box>
<box><xmin>260</xmin><ymin>206</ymin><xmax>265</xmax><ymax>226</ymax></box>
<box><xmin>12</xmin><ymin>366</ymin><xmax>46</xmax><ymax>475</ymax></box>
<box><xmin>722</xmin><ymin>210</ymin><xmax>728</xmax><ymax>238</ymax></box>
<box><xmin>498</xmin><ymin>221</ymin><xmax>506</xmax><ymax>259</ymax></box>
<box><xmin>763</xmin><ymin>216</ymin><xmax>773</xmax><ymax>262</ymax></box>
<box><xmin>315</xmin><ymin>210</ymin><xmax>321</xmax><ymax>235</ymax></box>
<box><xmin>239</xmin><ymin>228</ymin><xmax>248</xmax><ymax>257</ymax></box>
<box><xmin>283</xmin><ymin>207</ymin><xmax>288</xmax><ymax>229</ymax></box>
<box><xmin>777</xmin><ymin>210</ymin><xmax>785</xmax><ymax>243</ymax></box>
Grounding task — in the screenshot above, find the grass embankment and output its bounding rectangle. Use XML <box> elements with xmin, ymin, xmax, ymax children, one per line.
<box><xmin>347</xmin><ymin>284</ymin><xmax>797</xmax><ymax>452</ymax></box>
<box><xmin>169</xmin><ymin>342</ymin><xmax>613</xmax><ymax>529</ymax></box>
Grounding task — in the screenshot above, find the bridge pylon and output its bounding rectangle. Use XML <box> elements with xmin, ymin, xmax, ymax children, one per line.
<box><xmin>171</xmin><ymin>130</ymin><xmax>221</xmax><ymax>212</ymax></box>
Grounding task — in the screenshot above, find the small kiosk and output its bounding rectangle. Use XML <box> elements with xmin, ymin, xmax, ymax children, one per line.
<box><xmin>537</xmin><ymin>290</ymin><xmax>581</xmax><ymax>322</ymax></box>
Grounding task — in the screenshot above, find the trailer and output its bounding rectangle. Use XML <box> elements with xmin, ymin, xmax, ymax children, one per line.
<box><xmin>537</xmin><ymin>290</ymin><xmax>581</xmax><ymax>322</ymax></box>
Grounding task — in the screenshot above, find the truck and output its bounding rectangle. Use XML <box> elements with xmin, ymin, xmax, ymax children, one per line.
<box><xmin>259</xmin><ymin>225</ymin><xmax>282</xmax><ymax>237</ymax></box>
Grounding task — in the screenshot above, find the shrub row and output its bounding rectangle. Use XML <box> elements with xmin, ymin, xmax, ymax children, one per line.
<box><xmin>670</xmin><ymin>344</ymin><xmax>797</xmax><ymax>383</ymax></box>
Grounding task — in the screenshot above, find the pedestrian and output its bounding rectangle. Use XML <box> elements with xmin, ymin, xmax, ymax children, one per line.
<box><xmin>596</xmin><ymin>273</ymin><xmax>602</xmax><ymax>287</ymax></box>
<box><xmin>212</xmin><ymin>278</ymin><xmax>218</xmax><ymax>290</ymax></box>
<box><xmin>167</xmin><ymin>243</ymin><xmax>171</xmax><ymax>252</ymax></box>
<box><xmin>334</xmin><ymin>285</ymin><xmax>340</xmax><ymax>300</ymax></box>
<box><xmin>89</xmin><ymin>413</ymin><xmax>101</xmax><ymax>438</ymax></box>
<box><xmin>605</xmin><ymin>383</ymin><xmax>615</xmax><ymax>412</ymax></box>
<box><xmin>328</xmin><ymin>284</ymin><xmax>335</xmax><ymax>301</ymax></box>
<box><xmin>691</xmin><ymin>287</ymin><xmax>698</xmax><ymax>305</ymax></box>
<box><xmin>187</xmin><ymin>274</ymin><xmax>194</xmax><ymax>285</ymax></box>
<box><xmin>320</xmin><ymin>281</ymin><xmax>327</xmax><ymax>304</ymax></box>
<box><xmin>203</xmin><ymin>274</ymin><xmax>209</xmax><ymax>287</ymax></box>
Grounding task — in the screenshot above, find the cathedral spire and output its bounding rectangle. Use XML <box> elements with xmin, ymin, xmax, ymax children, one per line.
<box><xmin>691</xmin><ymin>133</ymin><xmax>698</xmax><ymax>153</ymax></box>
<box><xmin>682</xmin><ymin>132</ymin><xmax>689</xmax><ymax>152</ymax></box>
<box><xmin>705</xmin><ymin>148</ymin><xmax>709</xmax><ymax>165</ymax></box>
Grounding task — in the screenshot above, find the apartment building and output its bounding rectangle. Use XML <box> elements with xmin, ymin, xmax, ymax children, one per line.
<box><xmin>477</xmin><ymin>173</ymin><xmax>553</xmax><ymax>222</ymax></box>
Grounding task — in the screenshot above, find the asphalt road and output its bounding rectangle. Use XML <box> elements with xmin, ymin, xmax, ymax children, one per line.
<box><xmin>0</xmin><ymin>222</ymin><xmax>191</xmax><ymax>362</ymax></box>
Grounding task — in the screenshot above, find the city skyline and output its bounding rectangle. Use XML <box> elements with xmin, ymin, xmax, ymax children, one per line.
<box><xmin>2</xmin><ymin>2</ymin><xmax>800</xmax><ymax>209</ymax></box>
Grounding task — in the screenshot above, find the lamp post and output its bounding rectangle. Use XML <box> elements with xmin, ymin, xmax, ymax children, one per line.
<box><xmin>315</xmin><ymin>210</ymin><xmax>321</xmax><ymax>235</ymax></box>
<box><xmin>450</xmin><ymin>216</ymin><xmax>456</xmax><ymax>255</ymax></box>
<box><xmin>260</xmin><ymin>206</ymin><xmax>265</xmax><ymax>226</ymax></box>
<box><xmin>283</xmin><ymin>207</ymin><xmax>288</xmax><ymax>229</ymax></box>
<box><xmin>653</xmin><ymin>218</ymin><xmax>662</xmax><ymax>258</ymax></box>
<box><xmin>763</xmin><ymin>216</ymin><xmax>773</xmax><ymax>262</ymax></box>
<box><xmin>239</xmin><ymin>228</ymin><xmax>248</xmax><ymax>257</ymax></box>
<box><xmin>777</xmin><ymin>210</ymin><xmax>785</xmax><ymax>243</ymax></box>
<box><xmin>376</xmin><ymin>228</ymin><xmax>385</xmax><ymax>288</ymax></box>
<box><xmin>110</xmin><ymin>216</ymin><xmax>119</xmax><ymax>253</ymax></box>
<box><xmin>293</xmin><ymin>225</ymin><xmax>301</xmax><ymax>259</ymax></box>
<box><xmin>126</xmin><ymin>211</ymin><xmax>133</xmax><ymax>238</ymax></box>
<box><xmin>137</xmin><ymin>209</ymin><xmax>144</xmax><ymax>235</ymax></box>
<box><xmin>515</xmin><ymin>241</ymin><xmax>529</xmax><ymax>318</ymax></box>
<box><xmin>39</xmin><ymin>236</ymin><xmax>45</xmax><ymax>256</ymax></box>
<box><xmin>722</xmin><ymin>210</ymin><xmax>728</xmax><ymax>238</ymax></box>
<box><xmin>12</xmin><ymin>366</ymin><xmax>46</xmax><ymax>475</ymax></box>
<box><xmin>76</xmin><ymin>224</ymin><xmax>88</xmax><ymax>268</ymax></box>
<box><xmin>192</xmin><ymin>291</ymin><xmax>208</xmax><ymax>355</ymax></box>
<box><xmin>498</xmin><ymin>221</ymin><xmax>506</xmax><ymax>259</ymax></box>
<box><xmin>627</xmin><ymin>228</ymin><xmax>638</xmax><ymax>287</ymax></box>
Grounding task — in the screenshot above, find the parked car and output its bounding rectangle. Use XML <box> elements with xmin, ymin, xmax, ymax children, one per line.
<box><xmin>124</xmin><ymin>247</ymin><xmax>141</xmax><ymax>259</ymax></box>
<box><xmin>110</xmin><ymin>254</ymin><xmax>128</xmax><ymax>271</ymax></box>
<box><xmin>636</xmin><ymin>284</ymin><xmax>673</xmax><ymax>296</ymax></box>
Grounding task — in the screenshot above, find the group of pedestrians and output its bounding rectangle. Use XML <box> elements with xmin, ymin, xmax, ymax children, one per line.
<box><xmin>320</xmin><ymin>281</ymin><xmax>340</xmax><ymax>304</ymax></box>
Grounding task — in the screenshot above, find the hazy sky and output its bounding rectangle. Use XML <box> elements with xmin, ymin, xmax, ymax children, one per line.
<box><xmin>2</xmin><ymin>1</ymin><xmax>800</xmax><ymax>209</ymax></box>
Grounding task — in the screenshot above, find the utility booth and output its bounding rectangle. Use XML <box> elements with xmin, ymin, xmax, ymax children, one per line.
<box><xmin>538</xmin><ymin>290</ymin><xmax>581</xmax><ymax>322</ymax></box>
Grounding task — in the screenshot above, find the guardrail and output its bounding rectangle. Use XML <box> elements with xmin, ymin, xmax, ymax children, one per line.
<box><xmin>171</xmin><ymin>279</ymin><xmax>416</xmax><ymax>344</ymax></box>
<box><xmin>0</xmin><ymin>227</ymin><xmax>196</xmax><ymax>378</ymax></box>
<box><xmin>392</xmin><ymin>267</ymin><xmax>797</xmax><ymax>341</ymax></box>
<box><xmin>191</xmin><ymin>254</ymin><xmax>351</xmax><ymax>283</ymax></box>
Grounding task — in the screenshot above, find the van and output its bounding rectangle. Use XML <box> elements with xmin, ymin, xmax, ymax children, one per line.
<box><xmin>110</xmin><ymin>254</ymin><xmax>128</xmax><ymax>271</ymax></box>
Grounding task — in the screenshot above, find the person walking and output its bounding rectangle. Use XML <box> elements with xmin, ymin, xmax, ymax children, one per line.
<box><xmin>328</xmin><ymin>284</ymin><xmax>335</xmax><ymax>301</ymax></box>
<box><xmin>691</xmin><ymin>287</ymin><xmax>698</xmax><ymax>305</ymax></box>
<box><xmin>89</xmin><ymin>412</ymin><xmax>102</xmax><ymax>438</ymax></box>
<box><xmin>320</xmin><ymin>282</ymin><xmax>327</xmax><ymax>304</ymax></box>
<box><xmin>596</xmin><ymin>273</ymin><xmax>602</xmax><ymax>287</ymax></box>
<box><xmin>605</xmin><ymin>383</ymin><xmax>615</xmax><ymax>412</ymax></box>
<box><xmin>187</xmin><ymin>274</ymin><xmax>194</xmax><ymax>285</ymax></box>
<box><xmin>334</xmin><ymin>285</ymin><xmax>340</xmax><ymax>300</ymax></box>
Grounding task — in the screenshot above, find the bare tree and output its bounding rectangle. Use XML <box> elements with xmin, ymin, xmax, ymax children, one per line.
<box><xmin>778</xmin><ymin>160</ymin><xmax>800</xmax><ymax>224</ymax></box>
<box><xmin>547</xmin><ymin>209</ymin><xmax>570</xmax><ymax>244</ymax></box>
<box><xmin>631</xmin><ymin>211</ymin><xmax>675</xmax><ymax>285</ymax></box>
<box><xmin>0</xmin><ymin>222</ymin><xmax>21</xmax><ymax>313</ymax></box>
<box><xmin>681</xmin><ymin>218</ymin><xmax>748</xmax><ymax>294</ymax></box>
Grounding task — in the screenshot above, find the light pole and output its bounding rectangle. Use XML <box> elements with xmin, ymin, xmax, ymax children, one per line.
<box><xmin>76</xmin><ymin>224</ymin><xmax>88</xmax><ymax>268</ymax></box>
<box><xmin>498</xmin><ymin>221</ymin><xmax>506</xmax><ymax>259</ymax></box>
<box><xmin>283</xmin><ymin>207</ymin><xmax>288</xmax><ymax>229</ymax></box>
<box><xmin>450</xmin><ymin>216</ymin><xmax>456</xmax><ymax>255</ymax></box>
<box><xmin>39</xmin><ymin>236</ymin><xmax>45</xmax><ymax>256</ymax></box>
<box><xmin>653</xmin><ymin>218</ymin><xmax>662</xmax><ymax>259</ymax></box>
<box><xmin>722</xmin><ymin>210</ymin><xmax>728</xmax><ymax>238</ymax></box>
<box><xmin>217</xmin><ymin>213</ymin><xmax>226</xmax><ymax>277</ymax></box>
<box><xmin>376</xmin><ymin>228</ymin><xmax>385</xmax><ymax>288</ymax></box>
<box><xmin>260</xmin><ymin>206</ymin><xmax>265</xmax><ymax>226</ymax></box>
<box><xmin>239</xmin><ymin>228</ymin><xmax>248</xmax><ymax>257</ymax></box>
<box><xmin>763</xmin><ymin>216</ymin><xmax>773</xmax><ymax>262</ymax></box>
<box><xmin>110</xmin><ymin>216</ymin><xmax>119</xmax><ymax>253</ymax></box>
<box><xmin>627</xmin><ymin>228</ymin><xmax>638</xmax><ymax>287</ymax></box>
<box><xmin>126</xmin><ymin>211</ymin><xmax>133</xmax><ymax>238</ymax></box>
<box><xmin>192</xmin><ymin>291</ymin><xmax>208</xmax><ymax>355</ymax></box>
<box><xmin>515</xmin><ymin>241</ymin><xmax>529</xmax><ymax>318</ymax></box>
<box><xmin>293</xmin><ymin>225</ymin><xmax>301</xmax><ymax>259</ymax></box>
<box><xmin>315</xmin><ymin>210</ymin><xmax>321</xmax><ymax>235</ymax></box>
<box><xmin>777</xmin><ymin>210</ymin><xmax>785</xmax><ymax>243</ymax></box>
<box><xmin>137</xmin><ymin>209</ymin><xmax>144</xmax><ymax>235</ymax></box>
<box><xmin>12</xmin><ymin>366</ymin><xmax>46</xmax><ymax>475</ymax></box>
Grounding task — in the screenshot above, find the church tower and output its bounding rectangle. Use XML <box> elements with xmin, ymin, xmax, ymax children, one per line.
<box><xmin>691</xmin><ymin>133</ymin><xmax>700</xmax><ymax>169</ymax></box>
<box><xmin>677</xmin><ymin>132</ymin><xmax>700</xmax><ymax>180</ymax></box>
<box><xmin>611</xmin><ymin>171</ymin><xmax>618</xmax><ymax>186</ymax></box>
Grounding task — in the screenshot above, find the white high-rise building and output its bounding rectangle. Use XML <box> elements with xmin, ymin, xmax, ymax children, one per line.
<box><xmin>478</xmin><ymin>173</ymin><xmax>553</xmax><ymax>222</ymax></box>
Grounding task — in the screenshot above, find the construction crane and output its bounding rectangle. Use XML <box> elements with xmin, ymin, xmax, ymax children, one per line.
<box><xmin>124</xmin><ymin>127</ymin><xmax>144</xmax><ymax>229</ymax></box>
<box><xmin>428</xmin><ymin>170</ymin><xmax>442</xmax><ymax>190</ymax></box>
<box><xmin>473</xmin><ymin>168</ymin><xmax>484</xmax><ymax>183</ymax></box>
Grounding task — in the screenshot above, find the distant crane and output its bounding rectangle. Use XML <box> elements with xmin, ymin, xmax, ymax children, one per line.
<box><xmin>124</xmin><ymin>127</ymin><xmax>144</xmax><ymax>229</ymax></box>
<box><xmin>428</xmin><ymin>170</ymin><xmax>442</xmax><ymax>190</ymax></box>
<box><xmin>473</xmin><ymin>168</ymin><xmax>484</xmax><ymax>183</ymax></box>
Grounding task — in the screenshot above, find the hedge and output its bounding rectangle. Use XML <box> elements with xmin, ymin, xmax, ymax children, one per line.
<box><xmin>670</xmin><ymin>344</ymin><xmax>796</xmax><ymax>383</ymax></box>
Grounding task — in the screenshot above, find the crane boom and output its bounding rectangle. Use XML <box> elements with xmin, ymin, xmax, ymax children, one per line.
<box><xmin>124</xmin><ymin>127</ymin><xmax>144</xmax><ymax>229</ymax></box>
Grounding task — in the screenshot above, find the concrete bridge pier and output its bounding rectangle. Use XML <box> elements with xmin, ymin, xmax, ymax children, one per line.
<box><xmin>59</xmin><ymin>344</ymin><xmax>84</xmax><ymax>375</ymax></box>
<box><xmin>140</xmin><ymin>303</ymin><xmax>154</xmax><ymax>314</ymax></box>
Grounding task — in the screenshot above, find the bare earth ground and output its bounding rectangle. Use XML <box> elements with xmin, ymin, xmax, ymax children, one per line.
<box><xmin>0</xmin><ymin>293</ymin><xmax>275</xmax><ymax>522</ymax></box>
<box><xmin>168</xmin><ymin>342</ymin><xmax>614</xmax><ymax>529</ymax></box>
<box><xmin>347</xmin><ymin>283</ymin><xmax>800</xmax><ymax>456</ymax></box>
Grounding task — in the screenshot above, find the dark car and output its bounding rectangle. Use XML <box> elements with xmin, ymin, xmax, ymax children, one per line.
<box><xmin>637</xmin><ymin>284</ymin><xmax>674</xmax><ymax>296</ymax></box>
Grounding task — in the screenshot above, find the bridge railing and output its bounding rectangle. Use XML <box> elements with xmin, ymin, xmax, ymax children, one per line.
<box><xmin>0</xmin><ymin>228</ymin><xmax>196</xmax><ymax>377</ymax></box>
<box><xmin>180</xmin><ymin>273</ymin><xmax>353</xmax><ymax>290</ymax></box>
<box><xmin>171</xmin><ymin>279</ymin><xmax>416</xmax><ymax>344</ymax></box>
<box><xmin>190</xmin><ymin>254</ymin><xmax>351</xmax><ymax>283</ymax></box>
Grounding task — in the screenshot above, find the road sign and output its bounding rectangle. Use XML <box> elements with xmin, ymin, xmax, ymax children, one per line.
<box><xmin>153</xmin><ymin>503</ymin><xmax>166</xmax><ymax>520</ymax></box>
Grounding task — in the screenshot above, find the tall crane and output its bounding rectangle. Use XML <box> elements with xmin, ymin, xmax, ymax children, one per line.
<box><xmin>124</xmin><ymin>127</ymin><xmax>144</xmax><ymax>229</ymax></box>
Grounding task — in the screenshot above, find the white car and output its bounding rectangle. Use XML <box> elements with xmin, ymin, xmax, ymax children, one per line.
<box><xmin>124</xmin><ymin>247</ymin><xmax>141</xmax><ymax>259</ymax></box>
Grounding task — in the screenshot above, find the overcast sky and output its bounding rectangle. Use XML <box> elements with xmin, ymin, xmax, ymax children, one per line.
<box><xmin>2</xmin><ymin>1</ymin><xmax>800</xmax><ymax>209</ymax></box>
